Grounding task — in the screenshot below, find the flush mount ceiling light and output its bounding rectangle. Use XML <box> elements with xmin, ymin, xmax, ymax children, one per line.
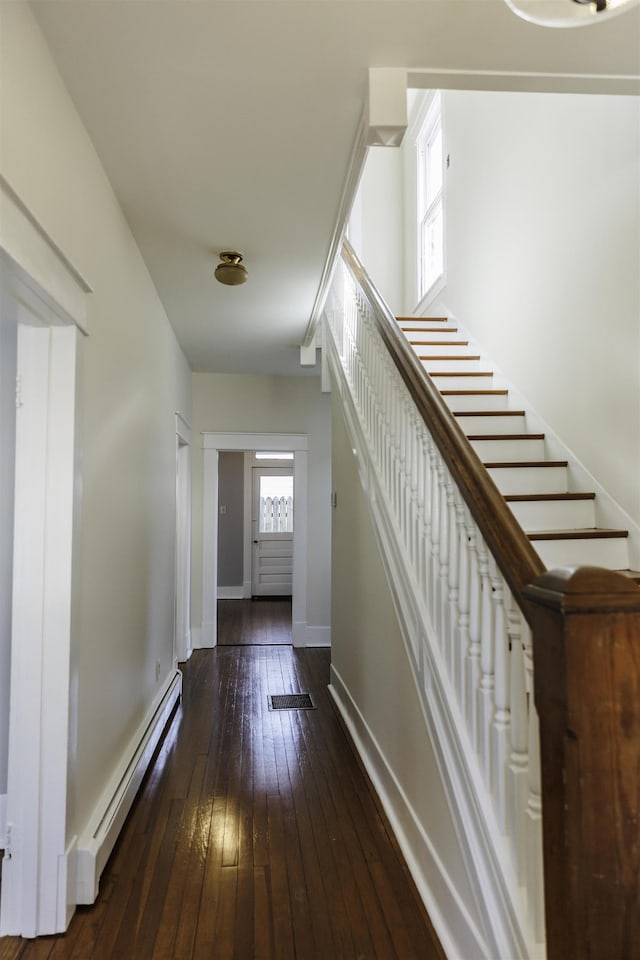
<box><xmin>505</xmin><ymin>0</ymin><xmax>639</xmax><ymax>25</ymax></box>
<box><xmin>214</xmin><ymin>251</ymin><xmax>248</xmax><ymax>286</ymax></box>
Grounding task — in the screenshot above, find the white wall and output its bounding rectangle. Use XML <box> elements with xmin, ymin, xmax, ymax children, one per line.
<box><xmin>432</xmin><ymin>90</ymin><xmax>640</xmax><ymax>527</ymax></box>
<box><xmin>191</xmin><ymin>373</ymin><xmax>331</xmax><ymax>635</ymax></box>
<box><xmin>0</xmin><ymin>307</ymin><xmax>17</xmax><ymax>798</ymax></box>
<box><xmin>349</xmin><ymin>147</ymin><xmax>404</xmax><ymax>316</ymax></box>
<box><xmin>1</xmin><ymin>4</ymin><xmax>192</xmax><ymax>840</ymax></box>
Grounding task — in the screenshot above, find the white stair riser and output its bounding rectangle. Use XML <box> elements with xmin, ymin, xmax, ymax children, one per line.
<box><xmin>532</xmin><ymin>537</ymin><xmax>629</xmax><ymax>570</ymax></box>
<box><xmin>423</xmin><ymin>359</ymin><xmax>493</xmax><ymax>374</ymax></box>
<box><xmin>487</xmin><ymin>465</ymin><xmax>568</xmax><ymax>495</ymax></box>
<box><xmin>470</xmin><ymin>437</ymin><xmax>546</xmax><ymax>461</ymax></box>
<box><xmin>456</xmin><ymin>414</ymin><xmax>527</xmax><ymax>434</ymax></box>
<box><xmin>406</xmin><ymin>330</ymin><xmax>463</xmax><ymax>343</ymax></box>
<box><xmin>508</xmin><ymin>498</ymin><xmax>596</xmax><ymax>531</ymax></box>
<box><xmin>410</xmin><ymin>342</ymin><xmax>470</xmax><ymax>357</ymax></box>
<box><xmin>442</xmin><ymin>393</ymin><xmax>509</xmax><ymax>412</ymax></box>
<box><xmin>399</xmin><ymin>320</ymin><xmax>449</xmax><ymax>330</ymax></box>
<box><xmin>430</xmin><ymin>375</ymin><xmax>495</xmax><ymax>390</ymax></box>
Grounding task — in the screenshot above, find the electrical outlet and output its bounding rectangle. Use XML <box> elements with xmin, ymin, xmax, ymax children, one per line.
<box><xmin>220</xmin><ymin>504</ymin><xmax>227</xmax><ymax>515</ymax></box>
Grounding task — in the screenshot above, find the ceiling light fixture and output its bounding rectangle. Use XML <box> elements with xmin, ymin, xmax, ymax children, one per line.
<box><xmin>214</xmin><ymin>251</ymin><xmax>248</xmax><ymax>286</ymax></box>
<box><xmin>505</xmin><ymin>0</ymin><xmax>638</xmax><ymax>26</ymax></box>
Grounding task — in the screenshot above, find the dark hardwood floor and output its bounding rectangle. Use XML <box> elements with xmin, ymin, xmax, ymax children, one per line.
<box><xmin>217</xmin><ymin>597</ymin><xmax>292</xmax><ymax>645</ymax></box>
<box><xmin>0</xmin><ymin>604</ymin><xmax>445</xmax><ymax>959</ymax></box>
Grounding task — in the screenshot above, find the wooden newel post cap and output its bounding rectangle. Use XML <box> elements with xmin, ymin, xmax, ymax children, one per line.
<box><xmin>523</xmin><ymin>564</ymin><xmax>640</xmax><ymax>614</ymax></box>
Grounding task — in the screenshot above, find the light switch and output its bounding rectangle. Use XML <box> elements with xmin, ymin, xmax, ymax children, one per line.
<box><xmin>220</xmin><ymin>504</ymin><xmax>227</xmax><ymax>515</ymax></box>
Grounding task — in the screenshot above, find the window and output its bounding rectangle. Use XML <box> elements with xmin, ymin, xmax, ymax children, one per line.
<box><xmin>416</xmin><ymin>93</ymin><xmax>444</xmax><ymax>301</ymax></box>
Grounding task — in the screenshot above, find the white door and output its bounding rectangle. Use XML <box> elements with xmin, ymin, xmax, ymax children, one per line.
<box><xmin>252</xmin><ymin>467</ymin><xmax>293</xmax><ymax>596</ymax></box>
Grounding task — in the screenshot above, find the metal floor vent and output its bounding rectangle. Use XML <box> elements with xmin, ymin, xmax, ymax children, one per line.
<box><xmin>268</xmin><ymin>693</ymin><xmax>315</xmax><ymax>711</ymax></box>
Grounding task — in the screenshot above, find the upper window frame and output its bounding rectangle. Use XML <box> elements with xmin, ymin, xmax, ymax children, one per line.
<box><xmin>409</xmin><ymin>90</ymin><xmax>446</xmax><ymax>311</ymax></box>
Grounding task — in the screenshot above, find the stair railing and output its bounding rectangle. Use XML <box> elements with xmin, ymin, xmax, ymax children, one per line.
<box><xmin>324</xmin><ymin>239</ymin><xmax>640</xmax><ymax>960</ymax></box>
<box><xmin>325</xmin><ymin>239</ymin><xmax>547</xmax><ymax>956</ymax></box>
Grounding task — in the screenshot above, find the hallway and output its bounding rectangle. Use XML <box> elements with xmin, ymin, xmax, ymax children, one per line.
<box><xmin>1</xmin><ymin>604</ymin><xmax>444</xmax><ymax>959</ymax></box>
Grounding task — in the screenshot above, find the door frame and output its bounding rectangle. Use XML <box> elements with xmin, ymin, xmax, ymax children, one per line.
<box><xmin>0</xmin><ymin>177</ymin><xmax>90</xmax><ymax>936</ymax></box>
<box><xmin>251</xmin><ymin>464</ymin><xmax>294</xmax><ymax>597</ymax></box>
<box><xmin>201</xmin><ymin>433</ymin><xmax>308</xmax><ymax>647</ymax></box>
<box><xmin>174</xmin><ymin>414</ymin><xmax>192</xmax><ymax>663</ymax></box>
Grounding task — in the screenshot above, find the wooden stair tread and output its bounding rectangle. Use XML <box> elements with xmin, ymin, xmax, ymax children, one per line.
<box><xmin>505</xmin><ymin>492</ymin><xmax>596</xmax><ymax>502</ymax></box>
<box><xmin>410</xmin><ymin>340</ymin><xmax>468</xmax><ymax>346</ymax></box>
<box><xmin>454</xmin><ymin>410</ymin><xmax>525</xmax><ymax>417</ymax></box>
<box><xmin>420</xmin><ymin>354</ymin><xmax>481</xmax><ymax>361</ymax></box>
<box><xmin>485</xmin><ymin>460</ymin><xmax>568</xmax><ymax>468</ymax></box>
<box><xmin>430</xmin><ymin>370</ymin><xmax>493</xmax><ymax>377</ymax></box>
<box><xmin>467</xmin><ymin>433</ymin><xmax>544</xmax><ymax>441</ymax></box>
<box><xmin>441</xmin><ymin>389</ymin><xmax>508</xmax><ymax>396</ymax></box>
<box><xmin>528</xmin><ymin>528</ymin><xmax>629</xmax><ymax>541</ymax></box>
<box><xmin>620</xmin><ymin>570</ymin><xmax>640</xmax><ymax>583</ymax></box>
<box><xmin>407</xmin><ymin>327</ymin><xmax>460</xmax><ymax>335</ymax></box>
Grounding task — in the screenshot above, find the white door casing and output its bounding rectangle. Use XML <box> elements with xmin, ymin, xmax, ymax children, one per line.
<box><xmin>0</xmin><ymin>177</ymin><xmax>90</xmax><ymax>937</ymax></box>
<box><xmin>175</xmin><ymin>414</ymin><xmax>192</xmax><ymax>664</ymax></box>
<box><xmin>201</xmin><ymin>433</ymin><xmax>308</xmax><ymax>648</ymax></box>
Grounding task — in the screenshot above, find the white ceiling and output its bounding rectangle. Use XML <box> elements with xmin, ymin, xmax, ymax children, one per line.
<box><xmin>31</xmin><ymin>0</ymin><xmax>639</xmax><ymax>375</ymax></box>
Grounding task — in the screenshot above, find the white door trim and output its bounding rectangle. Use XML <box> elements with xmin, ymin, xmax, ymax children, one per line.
<box><xmin>174</xmin><ymin>414</ymin><xmax>192</xmax><ymax>664</ymax></box>
<box><xmin>201</xmin><ymin>433</ymin><xmax>308</xmax><ymax>647</ymax></box>
<box><xmin>0</xmin><ymin>178</ymin><xmax>89</xmax><ymax>937</ymax></box>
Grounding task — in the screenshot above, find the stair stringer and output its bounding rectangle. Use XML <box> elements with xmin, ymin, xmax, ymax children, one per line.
<box><xmin>431</xmin><ymin>307</ymin><xmax>640</xmax><ymax>570</ymax></box>
<box><xmin>326</xmin><ymin>330</ymin><xmax>544</xmax><ymax>960</ymax></box>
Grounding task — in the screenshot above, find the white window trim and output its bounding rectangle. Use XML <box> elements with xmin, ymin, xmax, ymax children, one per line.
<box><xmin>407</xmin><ymin>91</ymin><xmax>446</xmax><ymax>312</ymax></box>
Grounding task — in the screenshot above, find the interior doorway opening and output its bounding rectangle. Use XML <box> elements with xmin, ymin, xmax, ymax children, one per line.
<box><xmin>202</xmin><ymin>433</ymin><xmax>309</xmax><ymax>650</ymax></box>
<box><xmin>217</xmin><ymin>449</ymin><xmax>295</xmax><ymax>646</ymax></box>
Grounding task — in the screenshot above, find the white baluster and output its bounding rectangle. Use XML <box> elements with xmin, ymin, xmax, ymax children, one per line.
<box><xmin>489</xmin><ymin>558</ymin><xmax>510</xmax><ymax>834</ymax></box>
<box><xmin>446</xmin><ymin>481</ymin><xmax>459</xmax><ymax>681</ymax></box>
<box><xmin>464</xmin><ymin>516</ymin><xmax>482</xmax><ymax>747</ymax></box>
<box><xmin>429</xmin><ymin>448</ymin><xmax>441</xmax><ymax>632</ymax></box>
<box><xmin>477</xmin><ymin>540</ymin><xmax>494</xmax><ymax>783</ymax></box>
<box><xmin>437</xmin><ymin>463</ymin><xmax>449</xmax><ymax>648</ymax></box>
<box><xmin>507</xmin><ymin>606</ymin><xmax>529</xmax><ymax>885</ymax></box>
<box><xmin>526</xmin><ymin>703</ymin><xmax>546</xmax><ymax>945</ymax></box>
<box><xmin>454</xmin><ymin>498</ymin><xmax>470</xmax><ymax>709</ymax></box>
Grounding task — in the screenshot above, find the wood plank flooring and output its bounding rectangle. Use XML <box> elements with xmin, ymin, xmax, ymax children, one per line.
<box><xmin>1</xmin><ymin>605</ymin><xmax>444</xmax><ymax>960</ymax></box>
<box><xmin>217</xmin><ymin>598</ymin><xmax>292</xmax><ymax>645</ymax></box>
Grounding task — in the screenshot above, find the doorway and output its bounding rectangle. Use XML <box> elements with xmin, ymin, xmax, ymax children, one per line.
<box><xmin>201</xmin><ymin>433</ymin><xmax>309</xmax><ymax>649</ymax></box>
<box><xmin>252</xmin><ymin>464</ymin><xmax>293</xmax><ymax>597</ymax></box>
<box><xmin>0</xmin><ymin>178</ymin><xmax>90</xmax><ymax>936</ymax></box>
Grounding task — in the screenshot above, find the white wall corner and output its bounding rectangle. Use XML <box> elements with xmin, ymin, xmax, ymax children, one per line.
<box><xmin>218</xmin><ymin>586</ymin><xmax>245</xmax><ymax>600</ymax></box>
<box><xmin>367</xmin><ymin>68</ymin><xmax>408</xmax><ymax>147</ymax></box>
<box><xmin>0</xmin><ymin>794</ymin><xmax>7</xmax><ymax>848</ymax></box>
<box><xmin>300</xmin><ymin>336</ymin><xmax>317</xmax><ymax>367</ymax></box>
<box><xmin>292</xmin><ymin>622</ymin><xmax>331</xmax><ymax>648</ymax></box>
<box><xmin>74</xmin><ymin>670</ymin><xmax>182</xmax><ymax>905</ymax></box>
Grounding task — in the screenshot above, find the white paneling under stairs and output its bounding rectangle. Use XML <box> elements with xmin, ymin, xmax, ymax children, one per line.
<box><xmin>400</xmin><ymin>316</ymin><xmax>639</xmax><ymax>577</ymax></box>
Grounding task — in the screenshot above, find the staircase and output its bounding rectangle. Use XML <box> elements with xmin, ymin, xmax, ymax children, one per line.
<box><xmin>398</xmin><ymin>316</ymin><xmax>640</xmax><ymax>579</ymax></box>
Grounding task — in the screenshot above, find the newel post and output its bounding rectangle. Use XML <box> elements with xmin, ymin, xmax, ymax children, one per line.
<box><xmin>523</xmin><ymin>567</ymin><xmax>640</xmax><ymax>960</ymax></box>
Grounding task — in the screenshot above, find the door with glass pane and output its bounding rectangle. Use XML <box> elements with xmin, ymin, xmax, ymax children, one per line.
<box><xmin>252</xmin><ymin>467</ymin><xmax>293</xmax><ymax>596</ymax></box>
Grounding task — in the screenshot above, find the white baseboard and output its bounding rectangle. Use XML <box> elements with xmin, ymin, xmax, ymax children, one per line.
<box><xmin>0</xmin><ymin>793</ymin><xmax>7</xmax><ymax>848</ymax></box>
<box><xmin>292</xmin><ymin>621</ymin><xmax>331</xmax><ymax>648</ymax></box>
<box><xmin>218</xmin><ymin>586</ymin><xmax>244</xmax><ymax>600</ymax></box>
<box><xmin>329</xmin><ymin>666</ymin><xmax>489</xmax><ymax>960</ymax></box>
<box><xmin>74</xmin><ymin>670</ymin><xmax>182</xmax><ymax>904</ymax></box>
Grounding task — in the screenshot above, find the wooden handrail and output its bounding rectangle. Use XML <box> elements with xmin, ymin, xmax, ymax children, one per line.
<box><xmin>341</xmin><ymin>239</ymin><xmax>544</xmax><ymax>624</ymax></box>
